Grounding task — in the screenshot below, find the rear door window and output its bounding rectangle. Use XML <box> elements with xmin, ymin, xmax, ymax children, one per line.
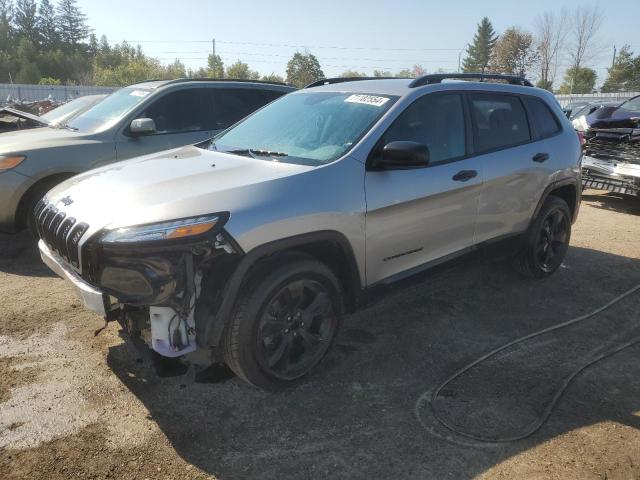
<box><xmin>141</xmin><ymin>89</ymin><xmax>209</xmax><ymax>134</ymax></box>
<box><xmin>523</xmin><ymin>96</ymin><xmax>561</xmax><ymax>139</ymax></box>
<box><xmin>469</xmin><ymin>93</ymin><xmax>531</xmax><ymax>152</ymax></box>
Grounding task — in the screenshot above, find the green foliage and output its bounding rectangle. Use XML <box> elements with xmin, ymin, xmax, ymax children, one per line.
<box><xmin>261</xmin><ymin>73</ymin><xmax>284</xmax><ymax>83</ymax></box>
<box><xmin>56</xmin><ymin>0</ymin><xmax>89</xmax><ymax>46</ymax></box>
<box><xmin>488</xmin><ymin>27</ymin><xmax>539</xmax><ymax>77</ymax></box>
<box><xmin>340</xmin><ymin>70</ymin><xmax>366</xmax><ymax>78</ymax></box>
<box><xmin>37</xmin><ymin>0</ymin><xmax>57</xmax><ymax>48</ymax></box>
<box><xmin>602</xmin><ymin>45</ymin><xmax>640</xmax><ymax>92</ymax></box>
<box><xmin>462</xmin><ymin>17</ymin><xmax>498</xmax><ymax>73</ymax></box>
<box><xmin>536</xmin><ymin>79</ymin><xmax>553</xmax><ymax>91</ymax></box>
<box><xmin>395</xmin><ymin>68</ymin><xmax>413</xmax><ymax>78</ymax></box>
<box><xmin>15</xmin><ymin>0</ymin><xmax>38</xmax><ymax>44</ymax></box>
<box><xmin>373</xmin><ymin>70</ymin><xmax>391</xmax><ymax>77</ymax></box>
<box><xmin>38</xmin><ymin>76</ymin><xmax>60</xmax><ymax>84</ymax></box>
<box><xmin>558</xmin><ymin>67</ymin><xmax>597</xmax><ymax>94</ymax></box>
<box><xmin>226</xmin><ymin>60</ymin><xmax>260</xmax><ymax>80</ymax></box>
<box><xmin>15</xmin><ymin>59</ymin><xmax>40</xmax><ymax>82</ymax></box>
<box><xmin>286</xmin><ymin>52</ymin><xmax>324</xmax><ymax>88</ymax></box>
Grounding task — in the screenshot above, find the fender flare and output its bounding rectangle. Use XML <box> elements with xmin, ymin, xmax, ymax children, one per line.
<box><xmin>202</xmin><ymin>230</ymin><xmax>362</xmax><ymax>348</ymax></box>
<box><xmin>530</xmin><ymin>177</ymin><xmax>581</xmax><ymax>227</ymax></box>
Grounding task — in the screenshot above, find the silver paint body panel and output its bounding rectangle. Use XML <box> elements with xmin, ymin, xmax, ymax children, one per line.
<box><xmin>42</xmin><ymin>80</ymin><xmax>582</xmax><ymax>288</ymax></box>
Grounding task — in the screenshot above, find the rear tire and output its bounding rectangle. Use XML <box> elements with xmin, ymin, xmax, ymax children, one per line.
<box><xmin>514</xmin><ymin>196</ymin><xmax>572</xmax><ymax>278</ymax></box>
<box><xmin>222</xmin><ymin>254</ymin><xmax>342</xmax><ymax>390</ymax></box>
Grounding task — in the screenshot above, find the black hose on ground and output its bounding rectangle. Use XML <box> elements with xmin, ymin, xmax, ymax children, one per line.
<box><xmin>425</xmin><ymin>283</ymin><xmax>640</xmax><ymax>443</ymax></box>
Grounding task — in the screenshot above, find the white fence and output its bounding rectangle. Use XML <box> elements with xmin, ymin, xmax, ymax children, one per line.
<box><xmin>0</xmin><ymin>83</ymin><xmax>117</xmax><ymax>105</ymax></box>
<box><xmin>555</xmin><ymin>92</ymin><xmax>639</xmax><ymax>107</ymax></box>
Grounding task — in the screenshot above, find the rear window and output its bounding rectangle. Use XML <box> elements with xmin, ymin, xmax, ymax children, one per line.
<box><xmin>469</xmin><ymin>93</ymin><xmax>530</xmax><ymax>152</ymax></box>
<box><xmin>523</xmin><ymin>97</ymin><xmax>561</xmax><ymax>139</ymax></box>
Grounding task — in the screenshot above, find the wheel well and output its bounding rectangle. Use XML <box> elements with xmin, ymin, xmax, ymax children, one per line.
<box><xmin>15</xmin><ymin>173</ymin><xmax>74</xmax><ymax>230</ymax></box>
<box><xmin>547</xmin><ymin>184</ymin><xmax>577</xmax><ymax>219</ymax></box>
<box><xmin>240</xmin><ymin>240</ymin><xmax>360</xmax><ymax>314</ymax></box>
<box><xmin>285</xmin><ymin>241</ymin><xmax>360</xmax><ymax>313</ymax></box>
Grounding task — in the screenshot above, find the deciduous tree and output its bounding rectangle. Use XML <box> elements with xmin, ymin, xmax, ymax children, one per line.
<box><xmin>559</xmin><ymin>66</ymin><xmax>597</xmax><ymax>94</ymax></box>
<box><xmin>286</xmin><ymin>52</ymin><xmax>324</xmax><ymax>87</ymax></box>
<box><xmin>489</xmin><ymin>27</ymin><xmax>539</xmax><ymax>77</ymax></box>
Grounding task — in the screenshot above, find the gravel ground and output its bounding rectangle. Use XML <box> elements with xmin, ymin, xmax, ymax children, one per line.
<box><xmin>1</xmin><ymin>189</ymin><xmax>640</xmax><ymax>479</ymax></box>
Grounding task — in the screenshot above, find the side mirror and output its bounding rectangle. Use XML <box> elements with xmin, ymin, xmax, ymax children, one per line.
<box><xmin>376</xmin><ymin>141</ymin><xmax>430</xmax><ymax>169</ymax></box>
<box><xmin>129</xmin><ymin>118</ymin><xmax>156</xmax><ymax>136</ymax></box>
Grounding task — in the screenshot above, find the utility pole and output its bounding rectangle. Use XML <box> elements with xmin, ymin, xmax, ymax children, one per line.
<box><xmin>212</xmin><ymin>38</ymin><xmax>216</xmax><ymax>58</ymax></box>
<box><xmin>611</xmin><ymin>45</ymin><xmax>617</xmax><ymax>69</ymax></box>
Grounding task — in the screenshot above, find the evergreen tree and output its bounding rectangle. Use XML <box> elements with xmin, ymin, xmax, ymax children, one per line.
<box><xmin>14</xmin><ymin>0</ymin><xmax>39</xmax><ymax>45</ymax></box>
<box><xmin>602</xmin><ymin>45</ymin><xmax>640</xmax><ymax>92</ymax></box>
<box><xmin>558</xmin><ymin>66</ymin><xmax>597</xmax><ymax>94</ymax></box>
<box><xmin>37</xmin><ymin>0</ymin><xmax>58</xmax><ymax>48</ymax></box>
<box><xmin>56</xmin><ymin>0</ymin><xmax>90</xmax><ymax>46</ymax></box>
<box><xmin>0</xmin><ymin>0</ymin><xmax>14</xmax><ymax>53</ymax></box>
<box><xmin>462</xmin><ymin>17</ymin><xmax>498</xmax><ymax>73</ymax></box>
<box><xmin>285</xmin><ymin>52</ymin><xmax>324</xmax><ymax>87</ymax></box>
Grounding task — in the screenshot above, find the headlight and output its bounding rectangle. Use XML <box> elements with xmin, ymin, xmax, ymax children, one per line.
<box><xmin>101</xmin><ymin>214</ymin><xmax>221</xmax><ymax>243</ymax></box>
<box><xmin>0</xmin><ymin>155</ymin><xmax>26</xmax><ymax>172</ymax></box>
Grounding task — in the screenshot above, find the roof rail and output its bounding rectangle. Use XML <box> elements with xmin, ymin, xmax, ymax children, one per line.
<box><xmin>409</xmin><ymin>73</ymin><xmax>534</xmax><ymax>88</ymax></box>
<box><xmin>127</xmin><ymin>78</ymin><xmax>293</xmax><ymax>88</ymax></box>
<box><xmin>304</xmin><ymin>76</ymin><xmax>400</xmax><ymax>88</ymax></box>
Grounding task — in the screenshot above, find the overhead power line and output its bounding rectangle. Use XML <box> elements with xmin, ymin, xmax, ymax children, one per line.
<box><xmin>118</xmin><ymin>38</ymin><xmax>464</xmax><ymax>52</ymax></box>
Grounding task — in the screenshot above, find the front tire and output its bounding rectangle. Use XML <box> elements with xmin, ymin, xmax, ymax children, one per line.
<box><xmin>222</xmin><ymin>255</ymin><xmax>342</xmax><ymax>390</ymax></box>
<box><xmin>514</xmin><ymin>196</ymin><xmax>572</xmax><ymax>278</ymax></box>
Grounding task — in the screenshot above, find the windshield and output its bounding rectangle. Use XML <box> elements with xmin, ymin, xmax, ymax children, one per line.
<box><xmin>41</xmin><ymin>96</ymin><xmax>101</xmax><ymax>126</ymax></box>
<box><xmin>210</xmin><ymin>91</ymin><xmax>397</xmax><ymax>166</ymax></box>
<box><xmin>621</xmin><ymin>96</ymin><xmax>640</xmax><ymax>112</ymax></box>
<box><xmin>67</xmin><ymin>88</ymin><xmax>152</xmax><ymax>132</ymax></box>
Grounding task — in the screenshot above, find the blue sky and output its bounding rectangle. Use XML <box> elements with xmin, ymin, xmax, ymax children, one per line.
<box><xmin>80</xmin><ymin>0</ymin><xmax>639</xmax><ymax>86</ymax></box>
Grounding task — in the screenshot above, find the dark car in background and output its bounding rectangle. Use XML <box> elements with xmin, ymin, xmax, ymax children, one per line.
<box><xmin>581</xmin><ymin>95</ymin><xmax>640</xmax><ymax>196</ymax></box>
<box><xmin>0</xmin><ymin>79</ymin><xmax>295</xmax><ymax>234</ymax></box>
<box><xmin>0</xmin><ymin>94</ymin><xmax>106</xmax><ymax>133</ymax></box>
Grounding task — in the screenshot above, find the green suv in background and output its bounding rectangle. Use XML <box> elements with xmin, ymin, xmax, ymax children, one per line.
<box><xmin>0</xmin><ymin>79</ymin><xmax>295</xmax><ymax>234</ymax></box>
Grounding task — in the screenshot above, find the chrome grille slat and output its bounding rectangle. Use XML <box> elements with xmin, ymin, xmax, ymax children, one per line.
<box><xmin>36</xmin><ymin>202</ymin><xmax>89</xmax><ymax>271</ymax></box>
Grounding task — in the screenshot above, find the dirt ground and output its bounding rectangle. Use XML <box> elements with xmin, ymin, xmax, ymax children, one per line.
<box><xmin>1</xmin><ymin>189</ymin><xmax>640</xmax><ymax>480</ymax></box>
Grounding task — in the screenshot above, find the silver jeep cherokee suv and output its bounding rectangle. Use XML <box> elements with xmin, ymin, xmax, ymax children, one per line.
<box><xmin>37</xmin><ymin>73</ymin><xmax>582</xmax><ymax>390</ymax></box>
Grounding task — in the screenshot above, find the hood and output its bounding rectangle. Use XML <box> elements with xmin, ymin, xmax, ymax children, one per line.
<box><xmin>0</xmin><ymin>106</ymin><xmax>50</xmax><ymax>126</ymax></box>
<box><xmin>45</xmin><ymin>145</ymin><xmax>314</xmax><ymax>238</ymax></box>
<box><xmin>586</xmin><ymin>104</ymin><xmax>640</xmax><ymax>131</ymax></box>
<box><xmin>0</xmin><ymin>125</ymin><xmax>85</xmax><ymax>153</ymax></box>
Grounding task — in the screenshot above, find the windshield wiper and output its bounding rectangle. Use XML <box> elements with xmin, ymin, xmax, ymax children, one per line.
<box><xmin>249</xmin><ymin>149</ymin><xmax>289</xmax><ymax>158</ymax></box>
<box><xmin>225</xmin><ymin>148</ymin><xmax>290</xmax><ymax>159</ymax></box>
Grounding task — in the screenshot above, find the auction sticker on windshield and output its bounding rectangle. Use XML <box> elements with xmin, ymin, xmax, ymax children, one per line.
<box><xmin>345</xmin><ymin>94</ymin><xmax>390</xmax><ymax>107</ymax></box>
<box><xmin>129</xmin><ymin>90</ymin><xmax>150</xmax><ymax>97</ymax></box>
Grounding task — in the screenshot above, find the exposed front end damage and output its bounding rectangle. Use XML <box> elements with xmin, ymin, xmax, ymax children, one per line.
<box><xmin>37</xmin><ymin>206</ymin><xmax>243</xmax><ymax>365</ymax></box>
<box><xmin>582</xmin><ymin>127</ymin><xmax>640</xmax><ymax>196</ymax></box>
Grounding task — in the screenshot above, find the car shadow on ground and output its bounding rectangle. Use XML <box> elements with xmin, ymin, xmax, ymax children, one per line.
<box><xmin>106</xmin><ymin>245</ymin><xmax>640</xmax><ymax>479</ymax></box>
<box><xmin>582</xmin><ymin>190</ymin><xmax>640</xmax><ymax>216</ymax></box>
<box><xmin>0</xmin><ymin>232</ymin><xmax>55</xmax><ymax>277</ymax></box>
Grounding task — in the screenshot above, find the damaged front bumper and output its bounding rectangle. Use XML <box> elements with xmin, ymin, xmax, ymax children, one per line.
<box><xmin>39</xmin><ymin>240</ymin><xmax>108</xmax><ymax>316</ymax></box>
<box><xmin>40</xmin><ymin>227</ymin><xmax>242</xmax><ymax>360</ymax></box>
<box><xmin>582</xmin><ymin>156</ymin><xmax>640</xmax><ymax>196</ymax></box>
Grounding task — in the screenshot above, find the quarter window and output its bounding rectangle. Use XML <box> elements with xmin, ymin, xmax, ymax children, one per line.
<box><xmin>469</xmin><ymin>93</ymin><xmax>530</xmax><ymax>152</ymax></box>
<box><xmin>523</xmin><ymin>96</ymin><xmax>561</xmax><ymax>139</ymax></box>
<box><xmin>378</xmin><ymin>93</ymin><xmax>466</xmax><ymax>164</ymax></box>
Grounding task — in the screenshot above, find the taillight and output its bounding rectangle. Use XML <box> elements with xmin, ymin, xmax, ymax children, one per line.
<box><xmin>577</xmin><ymin>131</ymin><xmax>586</xmax><ymax>148</ymax></box>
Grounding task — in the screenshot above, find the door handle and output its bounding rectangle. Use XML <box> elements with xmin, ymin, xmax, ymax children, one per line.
<box><xmin>533</xmin><ymin>153</ymin><xmax>550</xmax><ymax>163</ymax></box>
<box><xmin>452</xmin><ymin>170</ymin><xmax>478</xmax><ymax>182</ymax></box>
